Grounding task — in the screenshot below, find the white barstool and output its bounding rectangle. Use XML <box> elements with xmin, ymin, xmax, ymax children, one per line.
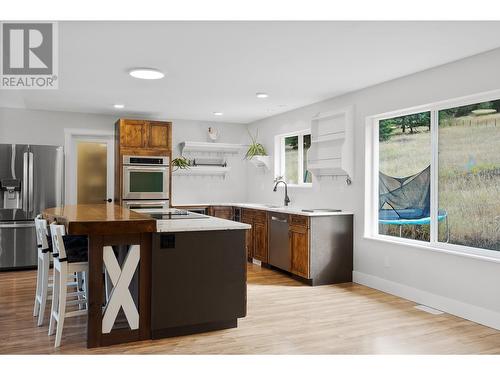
<box><xmin>33</xmin><ymin>217</ymin><xmax>82</xmax><ymax>327</ymax></box>
<box><xmin>33</xmin><ymin>216</ymin><xmax>51</xmax><ymax>326</ymax></box>
<box><xmin>48</xmin><ymin>223</ymin><xmax>89</xmax><ymax>348</ymax></box>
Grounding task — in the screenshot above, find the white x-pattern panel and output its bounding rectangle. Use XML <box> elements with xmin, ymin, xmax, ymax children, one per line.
<box><xmin>102</xmin><ymin>245</ymin><xmax>140</xmax><ymax>334</ymax></box>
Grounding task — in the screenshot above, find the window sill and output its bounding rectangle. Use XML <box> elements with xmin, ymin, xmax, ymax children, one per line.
<box><xmin>364</xmin><ymin>234</ymin><xmax>500</xmax><ymax>265</ymax></box>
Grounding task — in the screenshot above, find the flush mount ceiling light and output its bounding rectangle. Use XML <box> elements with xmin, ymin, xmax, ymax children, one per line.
<box><xmin>213</xmin><ymin>112</ymin><xmax>223</xmax><ymax>116</ymax></box>
<box><xmin>256</xmin><ymin>92</ymin><xmax>269</xmax><ymax>99</ymax></box>
<box><xmin>128</xmin><ymin>68</ymin><xmax>165</xmax><ymax>80</ymax></box>
<box><xmin>113</xmin><ymin>104</ymin><xmax>125</xmax><ymax>109</ymax></box>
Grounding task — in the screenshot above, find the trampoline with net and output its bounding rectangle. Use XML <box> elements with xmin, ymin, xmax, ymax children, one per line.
<box><xmin>379</xmin><ymin>165</ymin><xmax>449</xmax><ymax>240</ymax></box>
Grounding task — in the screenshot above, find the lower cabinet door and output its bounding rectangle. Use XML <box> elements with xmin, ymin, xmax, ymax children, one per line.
<box><xmin>241</xmin><ymin>215</ymin><xmax>253</xmax><ymax>259</ymax></box>
<box><xmin>252</xmin><ymin>221</ymin><xmax>268</xmax><ymax>263</ymax></box>
<box><xmin>290</xmin><ymin>225</ymin><xmax>309</xmax><ymax>278</ymax></box>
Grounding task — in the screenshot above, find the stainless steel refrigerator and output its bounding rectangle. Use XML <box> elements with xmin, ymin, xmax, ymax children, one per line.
<box><xmin>0</xmin><ymin>144</ymin><xmax>64</xmax><ymax>270</ymax></box>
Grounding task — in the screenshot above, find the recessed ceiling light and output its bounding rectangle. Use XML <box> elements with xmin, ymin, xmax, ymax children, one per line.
<box><xmin>256</xmin><ymin>92</ymin><xmax>269</xmax><ymax>99</ymax></box>
<box><xmin>113</xmin><ymin>104</ymin><xmax>125</xmax><ymax>109</ymax></box>
<box><xmin>129</xmin><ymin>68</ymin><xmax>165</xmax><ymax>80</ymax></box>
<box><xmin>213</xmin><ymin>112</ymin><xmax>223</xmax><ymax>116</ymax></box>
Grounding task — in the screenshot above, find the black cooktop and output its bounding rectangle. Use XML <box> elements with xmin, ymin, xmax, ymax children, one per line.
<box><xmin>149</xmin><ymin>209</ymin><xmax>206</xmax><ymax>220</ymax></box>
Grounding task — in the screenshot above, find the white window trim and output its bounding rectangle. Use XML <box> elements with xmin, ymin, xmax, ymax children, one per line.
<box><xmin>274</xmin><ymin>129</ymin><xmax>312</xmax><ymax>187</ymax></box>
<box><xmin>365</xmin><ymin>88</ymin><xmax>500</xmax><ymax>262</ymax></box>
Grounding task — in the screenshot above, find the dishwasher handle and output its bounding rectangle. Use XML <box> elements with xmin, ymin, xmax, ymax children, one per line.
<box><xmin>270</xmin><ymin>216</ymin><xmax>288</xmax><ymax>223</ymax></box>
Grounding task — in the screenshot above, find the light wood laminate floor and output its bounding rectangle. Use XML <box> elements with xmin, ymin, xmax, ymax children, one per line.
<box><xmin>1</xmin><ymin>263</ymin><xmax>500</xmax><ymax>354</ymax></box>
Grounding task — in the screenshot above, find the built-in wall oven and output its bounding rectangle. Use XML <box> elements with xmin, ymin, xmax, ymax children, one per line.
<box><xmin>122</xmin><ymin>155</ymin><xmax>169</xmax><ymax>201</ymax></box>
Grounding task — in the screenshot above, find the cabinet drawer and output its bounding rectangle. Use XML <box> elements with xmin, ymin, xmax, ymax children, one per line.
<box><xmin>209</xmin><ymin>206</ymin><xmax>233</xmax><ymax>220</ymax></box>
<box><xmin>253</xmin><ymin>210</ymin><xmax>267</xmax><ymax>223</ymax></box>
<box><xmin>289</xmin><ymin>214</ymin><xmax>309</xmax><ymax>228</ymax></box>
<box><xmin>241</xmin><ymin>208</ymin><xmax>255</xmax><ymax>218</ymax></box>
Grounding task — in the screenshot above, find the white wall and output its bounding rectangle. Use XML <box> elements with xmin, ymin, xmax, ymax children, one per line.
<box><xmin>170</xmin><ymin>119</ymin><xmax>248</xmax><ymax>204</ymax></box>
<box><xmin>246</xmin><ymin>47</ymin><xmax>500</xmax><ymax>329</ymax></box>
<box><xmin>0</xmin><ymin>108</ymin><xmax>249</xmax><ymax>204</ymax></box>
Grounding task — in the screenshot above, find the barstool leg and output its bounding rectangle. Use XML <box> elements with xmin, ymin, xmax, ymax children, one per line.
<box><xmin>33</xmin><ymin>255</ymin><xmax>42</xmax><ymax>317</ymax></box>
<box><xmin>54</xmin><ymin>264</ymin><xmax>68</xmax><ymax>348</ymax></box>
<box><xmin>83</xmin><ymin>271</ymin><xmax>89</xmax><ymax>310</ymax></box>
<box><xmin>48</xmin><ymin>267</ymin><xmax>59</xmax><ymax>336</ymax></box>
<box><xmin>37</xmin><ymin>253</ymin><xmax>50</xmax><ymax>326</ymax></box>
<box><xmin>76</xmin><ymin>272</ymin><xmax>84</xmax><ymax>310</ymax></box>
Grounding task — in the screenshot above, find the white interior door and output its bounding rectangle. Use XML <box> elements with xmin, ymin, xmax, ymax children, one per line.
<box><xmin>65</xmin><ymin>129</ymin><xmax>114</xmax><ymax>205</ymax></box>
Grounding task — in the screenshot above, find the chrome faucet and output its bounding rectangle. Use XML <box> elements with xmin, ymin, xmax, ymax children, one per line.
<box><xmin>273</xmin><ymin>178</ymin><xmax>290</xmax><ymax>206</ymax></box>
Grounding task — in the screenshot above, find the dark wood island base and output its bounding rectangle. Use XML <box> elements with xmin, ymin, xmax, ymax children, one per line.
<box><xmin>151</xmin><ymin>230</ymin><xmax>247</xmax><ymax>340</ymax></box>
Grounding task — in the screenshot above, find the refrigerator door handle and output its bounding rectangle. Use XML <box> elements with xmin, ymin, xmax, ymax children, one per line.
<box><xmin>28</xmin><ymin>152</ymin><xmax>34</xmax><ymax>212</ymax></box>
<box><xmin>22</xmin><ymin>152</ymin><xmax>28</xmax><ymax>212</ymax></box>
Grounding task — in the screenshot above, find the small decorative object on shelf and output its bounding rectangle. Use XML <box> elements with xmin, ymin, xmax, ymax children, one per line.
<box><xmin>244</xmin><ymin>129</ymin><xmax>267</xmax><ymax>160</ymax></box>
<box><xmin>208</xmin><ymin>127</ymin><xmax>219</xmax><ymax>142</ymax></box>
<box><xmin>171</xmin><ymin>156</ymin><xmax>191</xmax><ymax>172</ymax></box>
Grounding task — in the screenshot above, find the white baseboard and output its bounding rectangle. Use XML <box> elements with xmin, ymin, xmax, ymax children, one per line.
<box><xmin>353</xmin><ymin>271</ymin><xmax>500</xmax><ymax>331</ymax></box>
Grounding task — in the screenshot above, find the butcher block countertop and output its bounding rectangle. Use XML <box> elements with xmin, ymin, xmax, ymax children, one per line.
<box><xmin>43</xmin><ymin>203</ymin><xmax>156</xmax><ymax>235</ymax></box>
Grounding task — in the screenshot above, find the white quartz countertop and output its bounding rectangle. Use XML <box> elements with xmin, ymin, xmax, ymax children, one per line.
<box><xmin>174</xmin><ymin>202</ymin><xmax>354</xmax><ymax>217</ymax></box>
<box><xmin>156</xmin><ymin>215</ymin><xmax>251</xmax><ymax>233</ymax></box>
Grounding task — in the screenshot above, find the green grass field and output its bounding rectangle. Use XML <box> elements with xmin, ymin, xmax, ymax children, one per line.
<box><xmin>379</xmin><ymin>115</ymin><xmax>500</xmax><ymax>250</ymax></box>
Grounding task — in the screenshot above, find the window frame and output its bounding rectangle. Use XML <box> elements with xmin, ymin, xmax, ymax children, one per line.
<box><xmin>274</xmin><ymin>129</ymin><xmax>312</xmax><ymax>187</ymax></box>
<box><xmin>365</xmin><ymin>88</ymin><xmax>500</xmax><ymax>261</ymax></box>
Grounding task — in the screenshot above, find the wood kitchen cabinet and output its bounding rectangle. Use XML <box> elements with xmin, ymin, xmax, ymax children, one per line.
<box><xmin>116</xmin><ymin>119</ymin><xmax>171</xmax><ymax>154</ymax></box>
<box><xmin>208</xmin><ymin>206</ymin><xmax>234</xmax><ymax>220</ymax></box>
<box><xmin>147</xmin><ymin>121</ymin><xmax>171</xmax><ymax>149</ymax></box>
<box><xmin>289</xmin><ymin>224</ymin><xmax>310</xmax><ymax>278</ymax></box>
<box><xmin>241</xmin><ymin>208</ymin><xmax>268</xmax><ymax>263</ymax></box>
<box><xmin>241</xmin><ymin>213</ymin><xmax>253</xmax><ymax>259</ymax></box>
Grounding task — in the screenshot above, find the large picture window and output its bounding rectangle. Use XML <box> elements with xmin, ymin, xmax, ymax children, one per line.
<box><xmin>438</xmin><ymin>101</ymin><xmax>500</xmax><ymax>251</ymax></box>
<box><xmin>372</xmin><ymin>93</ymin><xmax>500</xmax><ymax>255</ymax></box>
<box><xmin>276</xmin><ymin>130</ymin><xmax>312</xmax><ymax>186</ymax></box>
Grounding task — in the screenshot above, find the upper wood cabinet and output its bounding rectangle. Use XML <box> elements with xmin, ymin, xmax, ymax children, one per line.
<box><xmin>147</xmin><ymin>121</ymin><xmax>171</xmax><ymax>149</ymax></box>
<box><xmin>120</xmin><ymin>119</ymin><xmax>147</xmax><ymax>148</ymax></box>
<box><xmin>116</xmin><ymin>119</ymin><xmax>172</xmax><ymax>154</ymax></box>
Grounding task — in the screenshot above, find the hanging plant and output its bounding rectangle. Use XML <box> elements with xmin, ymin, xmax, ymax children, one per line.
<box><xmin>245</xmin><ymin>129</ymin><xmax>267</xmax><ymax>159</ymax></box>
<box><xmin>171</xmin><ymin>156</ymin><xmax>191</xmax><ymax>171</ymax></box>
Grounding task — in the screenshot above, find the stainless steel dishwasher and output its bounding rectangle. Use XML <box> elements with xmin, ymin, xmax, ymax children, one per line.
<box><xmin>268</xmin><ymin>212</ymin><xmax>290</xmax><ymax>272</ymax></box>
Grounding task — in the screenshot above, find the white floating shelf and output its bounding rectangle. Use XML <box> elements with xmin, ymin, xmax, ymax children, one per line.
<box><xmin>180</xmin><ymin>141</ymin><xmax>245</xmax><ymax>155</ymax></box>
<box><xmin>249</xmin><ymin>155</ymin><xmax>271</xmax><ymax>170</ymax></box>
<box><xmin>311</xmin><ymin>131</ymin><xmax>346</xmax><ymax>143</ymax></box>
<box><xmin>173</xmin><ymin>166</ymin><xmax>231</xmax><ymax>177</ymax></box>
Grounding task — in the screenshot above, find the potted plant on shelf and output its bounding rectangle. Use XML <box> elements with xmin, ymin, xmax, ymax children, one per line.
<box><xmin>245</xmin><ymin>129</ymin><xmax>270</xmax><ymax>169</ymax></box>
<box><xmin>171</xmin><ymin>156</ymin><xmax>191</xmax><ymax>172</ymax></box>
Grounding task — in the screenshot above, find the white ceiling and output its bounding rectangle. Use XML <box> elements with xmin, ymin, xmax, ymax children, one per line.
<box><xmin>2</xmin><ymin>21</ymin><xmax>500</xmax><ymax>123</ymax></box>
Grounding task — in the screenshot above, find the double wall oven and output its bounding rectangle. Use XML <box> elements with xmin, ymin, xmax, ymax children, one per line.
<box><xmin>122</xmin><ymin>155</ymin><xmax>169</xmax><ymax>212</ymax></box>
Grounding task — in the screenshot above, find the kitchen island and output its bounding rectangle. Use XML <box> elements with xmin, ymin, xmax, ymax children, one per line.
<box><xmin>152</xmin><ymin>213</ymin><xmax>250</xmax><ymax>339</ymax></box>
<box><xmin>43</xmin><ymin>204</ymin><xmax>250</xmax><ymax>348</ymax></box>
